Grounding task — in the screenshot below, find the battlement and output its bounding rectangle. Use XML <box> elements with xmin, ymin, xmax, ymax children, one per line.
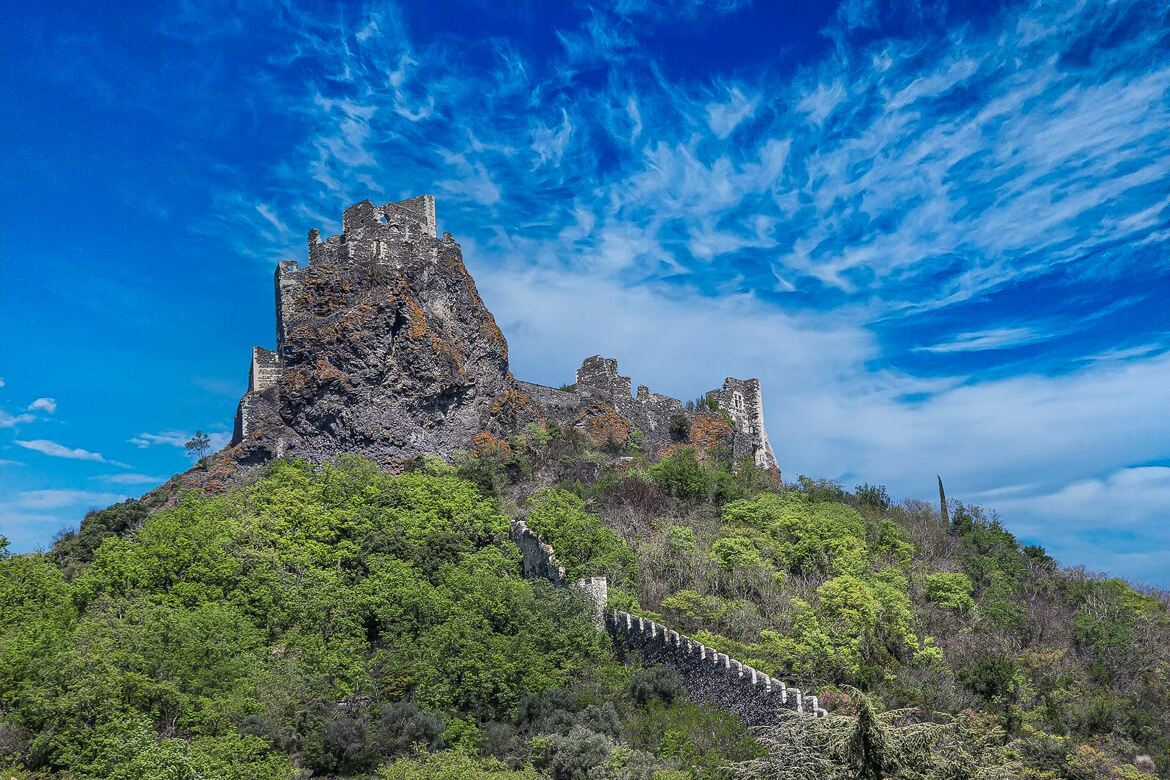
<box><xmin>340</xmin><ymin>195</ymin><xmax>436</xmax><ymax>239</ymax></box>
<box><xmin>608</xmin><ymin>610</ymin><xmax>828</xmax><ymax>722</ymax></box>
<box><xmin>510</xmin><ymin>516</ymin><xmax>825</xmax><ymax>724</ymax></box>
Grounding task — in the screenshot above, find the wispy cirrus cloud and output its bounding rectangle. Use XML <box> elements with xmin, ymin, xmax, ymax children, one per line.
<box><xmin>152</xmin><ymin>0</ymin><xmax>1170</xmax><ymax>583</ymax></box>
<box><xmin>917</xmin><ymin>327</ymin><xmax>1048</xmax><ymax>354</ymax></box>
<box><xmin>14</xmin><ymin>439</ymin><xmax>122</xmax><ymax>465</ymax></box>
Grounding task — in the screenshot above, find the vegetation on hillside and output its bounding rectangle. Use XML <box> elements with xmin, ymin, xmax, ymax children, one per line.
<box><xmin>1</xmin><ymin>421</ymin><xmax>1167</xmax><ymax>778</ymax></box>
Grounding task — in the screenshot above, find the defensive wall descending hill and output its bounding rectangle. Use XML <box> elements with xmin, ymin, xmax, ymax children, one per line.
<box><xmin>509</xmin><ymin>518</ymin><xmax>828</xmax><ymax>724</ymax></box>
<box><xmin>607</xmin><ymin>610</ymin><xmax>827</xmax><ymax>723</ymax></box>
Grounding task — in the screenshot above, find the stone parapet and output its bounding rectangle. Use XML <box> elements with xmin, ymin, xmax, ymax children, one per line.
<box><xmin>607</xmin><ymin>609</ymin><xmax>828</xmax><ymax>723</ymax></box>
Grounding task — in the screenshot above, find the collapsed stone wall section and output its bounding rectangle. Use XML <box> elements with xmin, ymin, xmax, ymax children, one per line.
<box><xmin>510</xmin><ymin>519</ymin><xmax>568</xmax><ymax>585</ymax></box>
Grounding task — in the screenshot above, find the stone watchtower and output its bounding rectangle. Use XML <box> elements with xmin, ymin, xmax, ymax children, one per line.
<box><xmin>713</xmin><ymin>378</ymin><xmax>778</xmax><ymax>471</ymax></box>
<box><xmin>230</xmin><ymin>194</ymin><xmax>513</xmax><ymax>463</ymax></box>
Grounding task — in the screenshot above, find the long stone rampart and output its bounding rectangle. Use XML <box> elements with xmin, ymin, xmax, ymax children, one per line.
<box><xmin>607</xmin><ymin>610</ymin><xmax>828</xmax><ymax>723</ymax></box>
<box><xmin>510</xmin><ymin>518</ymin><xmax>827</xmax><ymax>723</ymax></box>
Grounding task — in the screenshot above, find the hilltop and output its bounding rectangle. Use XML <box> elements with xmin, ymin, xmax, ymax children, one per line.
<box><xmin>183</xmin><ymin>196</ymin><xmax>775</xmax><ymax>496</ymax></box>
<box><xmin>1</xmin><ymin>197</ymin><xmax>1167</xmax><ymax>779</ymax></box>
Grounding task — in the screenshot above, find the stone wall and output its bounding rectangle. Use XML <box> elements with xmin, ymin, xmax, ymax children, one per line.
<box><xmin>249</xmin><ymin>347</ymin><xmax>282</xmax><ymax>393</ymax></box>
<box><xmin>510</xmin><ymin>519</ymin><xmax>826</xmax><ymax>724</ymax></box>
<box><xmin>607</xmin><ymin>610</ymin><xmax>827</xmax><ymax>724</ymax></box>
<box><xmin>574</xmin><ymin>356</ymin><xmax>688</xmax><ymax>453</ymax></box>
<box><xmin>515</xmin><ymin>381</ymin><xmax>580</xmax><ymax>417</ymax></box>
<box><xmin>232</xmin><ymin>392</ymin><xmax>268</xmax><ymax>445</ymax></box>
<box><xmin>510</xmin><ymin>519</ymin><xmax>568</xmax><ymax>585</ymax></box>
<box><xmin>711</xmin><ymin>377</ymin><xmax>778</xmax><ymax>471</ymax></box>
<box><xmin>524</xmin><ymin>355</ymin><xmax>779</xmax><ymax>472</ymax></box>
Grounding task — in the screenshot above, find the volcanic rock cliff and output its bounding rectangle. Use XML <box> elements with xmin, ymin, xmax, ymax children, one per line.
<box><xmin>208</xmin><ymin>195</ymin><xmax>777</xmax><ymax>483</ymax></box>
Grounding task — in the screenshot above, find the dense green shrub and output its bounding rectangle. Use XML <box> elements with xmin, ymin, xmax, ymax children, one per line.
<box><xmin>650</xmin><ymin>448</ymin><xmax>710</xmax><ymax>500</ymax></box>
<box><xmin>0</xmin><ymin>458</ymin><xmax>606</xmax><ymax>777</ymax></box>
<box><xmin>523</xmin><ymin>488</ymin><xmax>637</xmax><ymax>585</ymax></box>
<box><xmin>51</xmin><ymin>499</ymin><xmax>149</xmax><ymax>577</ymax></box>
<box><xmin>924</xmin><ymin>572</ymin><xmax>975</xmax><ymax>611</ymax></box>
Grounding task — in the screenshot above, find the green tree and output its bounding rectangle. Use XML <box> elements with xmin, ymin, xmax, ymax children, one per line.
<box><xmin>185</xmin><ymin>430</ymin><xmax>212</xmax><ymax>461</ymax></box>
<box><xmin>523</xmin><ymin>488</ymin><xmax>636</xmax><ymax>585</ymax></box>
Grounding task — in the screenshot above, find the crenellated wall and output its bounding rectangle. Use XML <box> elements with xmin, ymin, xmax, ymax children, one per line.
<box><xmin>510</xmin><ymin>518</ymin><xmax>826</xmax><ymax>724</ymax></box>
<box><xmin>607</xmin><ymin>610</ymin><xmax>827</xmax><ymax>723</ymax></box>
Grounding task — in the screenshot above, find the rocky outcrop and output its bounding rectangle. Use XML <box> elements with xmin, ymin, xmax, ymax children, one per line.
<box><xmin>211</xmin><ymin>195</ymin><xmax>778</xmax><ymax>475</ymax></box>
<box><xmin>227</xmin><ymin>196</ymin><xmax>521</xmax><ymax>468</ymax></box>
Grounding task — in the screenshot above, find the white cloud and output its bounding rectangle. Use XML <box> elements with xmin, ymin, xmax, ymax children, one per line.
<box><xmin>6</xmin><ymin>489</ymin><xmax>126</xmax><ymax>510</ymax></box>
<box><xmin>0</xmin><ymin>410</ymin><xmax>35</xmax><ymax>428</ymax></box>
<box><xmin>976</xmin><ymin>466</ymin><xmax>1170</xmax><ymax>585</ymax></box>
<box><xmin>27</xmin><ymin>397</ymin><xmax>57</xmax><ymax>413</ymax></box>
<box><xmin>531</xmin><ymin>109</ymin><xmax>573</xmax><ymax>169</ymax></box>
<box><xmin>979</xmin><ymin>467</ymin><xmax>1170</xmax><ymax>530</ymax></box>
<box><xmin>14</xmin><ymin>439</ymin><xmax>111</xmax><ymax>463</ymax></box>
<box><xmin>917</xmin><ymin>327</ymin><xmax>1047</xmax><ymax>353</ymax></box>
<box><xmin>96</xmin><ymin>473</ymin><xmax>167</xmax><ymax>486</ymax></box>
<box><xmin>129</xmin><ymin>431</ymin><xmax>191</xmax><ymax>448</ymax></box>
<box><xmin>705</xmin><ymin>86</ymin><xmax>759</xmax><ymax>139</ymax></box>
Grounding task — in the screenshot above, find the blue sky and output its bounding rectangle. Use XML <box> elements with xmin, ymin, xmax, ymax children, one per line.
<box><xmin>1</xmin><ymin>0</ymin><xmax>1168</xmax><ymax>584</ymax></box>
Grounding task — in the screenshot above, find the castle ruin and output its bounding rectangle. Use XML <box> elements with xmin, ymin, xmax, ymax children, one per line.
<box><xmin>228</xmin><ymin>195</ymin><xmax>778</xmax><ymax>474</ymax></box>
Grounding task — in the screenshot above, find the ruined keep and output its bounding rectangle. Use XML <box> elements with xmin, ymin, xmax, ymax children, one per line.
<box><xmin>226</xmin><ymin>195</ymin><xmax>779</xmax><ymax>474</ymax></box>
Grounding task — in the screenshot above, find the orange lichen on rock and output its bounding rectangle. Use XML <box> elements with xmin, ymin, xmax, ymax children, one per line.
<box><xmin>577</xmin><ymin>398</ymin><xmax>630</xmax><ymax>449</ymax></box>
<box><xmin>471</xmin><ymin>430</ymin><xmax>512</xmax><ymax>460</ymax></box>
<box><xmin>690</xmin><ymin>412</ymin><xmax>733</xmax><ymax>453</ymax></box>
<box><xmin>404</xmin><ymin>295</ymin><xmax>430</xmax><ymax>340</ymax></box>
<box><xmin>313</xmin><ymin>356</ymin><xmax>347</xmax><ymax>385</ymax></box>
<box><xmin>491</xmin><ymin>386</ymin><xmax>535</xmax><ymax>421</ymax></box>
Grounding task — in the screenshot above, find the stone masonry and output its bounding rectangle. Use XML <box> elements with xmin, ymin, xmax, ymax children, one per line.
<box><xmin>225</xmin><ymin>195</ymin><xmax>779</xmax><ymax>475</ymax></box>
<box><xmin>511</xmin><ymin>516</ymin><xmax>826</xmax><ymax>724</ymax></box>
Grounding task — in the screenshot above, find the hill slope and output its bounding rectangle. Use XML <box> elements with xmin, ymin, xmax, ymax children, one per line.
<box><xmin>4</xmin><ymin>431</ymin><xmax>1168</xmax><ymax>778</ymax></box>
